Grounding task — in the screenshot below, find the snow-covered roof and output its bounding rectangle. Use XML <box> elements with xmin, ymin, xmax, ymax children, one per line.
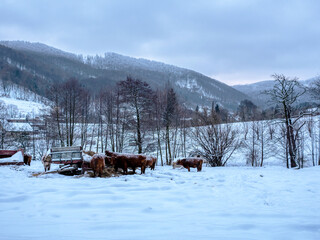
<box><xmin>0</xmin><ymin>150</ymin><xmax>23</xmax><ymax>163</ymax></box>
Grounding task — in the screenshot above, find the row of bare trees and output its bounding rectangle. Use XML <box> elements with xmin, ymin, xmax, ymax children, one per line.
<box><xmin>43</xmin><ymin>77</ymin><xmax>191</xmax><ymax>165</ymax></box>
<box><xmin>191</xmin><ymin>74</ymin><xmax>320</xmax><ymax>168</ymax></box>
<box><xmin>3</xmin><ymin>73</ymin><xmax>320</xmax><ymax>168</ymax></box>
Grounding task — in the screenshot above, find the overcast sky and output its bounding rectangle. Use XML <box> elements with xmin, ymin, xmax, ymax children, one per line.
<box><xmin>0</xmin><ymin>0</ymin><xmax>319</xmax><ymax>85</ymax></box>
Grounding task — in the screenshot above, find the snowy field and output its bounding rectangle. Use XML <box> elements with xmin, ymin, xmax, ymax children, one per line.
<box><xmin>0</xmin><ymin>162</ymin><xmax>319</xmax><ymax>240</ymax></box>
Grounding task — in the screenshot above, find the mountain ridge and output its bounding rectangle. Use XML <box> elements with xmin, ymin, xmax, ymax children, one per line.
<box><xmin>233</xmin><ymin>77</ymin><xmax>318</xmax><ymax>107</ymax></box>
<box><xmin>0</xmin><ymin>40</ymin><xmax>250</xmax><ymax>110</ymax></box>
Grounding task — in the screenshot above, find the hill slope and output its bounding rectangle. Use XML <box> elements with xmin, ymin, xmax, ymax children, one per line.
<box><xmin>0</xmin><ymin>79</ymin><xmax>49</xmax><ymax>118</ymax></box>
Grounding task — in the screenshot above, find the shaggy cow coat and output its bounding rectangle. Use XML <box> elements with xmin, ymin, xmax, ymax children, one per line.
<box><xmin>176</xmin><ymin>157</ymin><xmax>203</xmax><ymax>172</ymax></box>
<box><xmin>90</xmin><ymin>154</ymin><xmax>106</xmax><ymax>177</ymax></box>
<box><xmin>42</xmin><ymin>155</ymin><xmax>51</xmax><ymax>172</ymax></box>
<box><xmin>106</xmin><ymin>151</ymin><xmax>147</xmax><ymax>174</ymax></box>
<box><xmin>24</xmin><ymin>154</ymin><xmax>32</xmax><ymax>166</ymax></box>
<box><xmin>146</xmin><ymin>156</ymin><xmax>157</xmax><ymax>170</ymax></box>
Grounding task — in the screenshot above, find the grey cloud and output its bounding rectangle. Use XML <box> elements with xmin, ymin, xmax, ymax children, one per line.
<box><xmin>0</xmin><ymin>0</ymin><xmax>319</xmax><ymax>84</ymax></box>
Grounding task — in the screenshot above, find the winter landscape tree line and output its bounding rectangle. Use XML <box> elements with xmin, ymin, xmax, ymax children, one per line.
<box><xmin>1</xmin><ymin>73</ymin><xmax>320</xmax><ymax>169</ymax></box>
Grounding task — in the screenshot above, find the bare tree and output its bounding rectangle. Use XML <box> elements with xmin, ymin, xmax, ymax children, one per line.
<box><xmin>265</xmin><ymin>74</ymin><xmax>305</xmax><ymax>168</ymax></box>
<box><xmin>242</xmin><ymin>122</ymin><xmax>249</xmax><ymax>140</ymax></box>
<box><xmin>79</xmin><ymin>89</ymin><xmax>91</xmax><ymax>149</ymax></box>
<box><xmin>104</xmin><ymin>87</ymin><xmax>128</xmax><ymax>153</ymax></box>
<box><xmin>163</xmin><ymin>88</ymin><xmax>178</xmax><ymax>165</ymax></box>
<box><xmin>309</xmin><ymin>76</ymin><xmax>320</xmax><ymax>99</ymax></box>
<box><xmin>118</xmin><ymin>77</ymin><xmax>155</xmax><ymax>154</ymax></box>
<box><xmin>243</xmin><ymin>121</ymin><xmax>259</xmax><ymax>167</ymax></box>
<box><xmin>153</xmin><ymin>89</ymin><xmax>166</xmax><ymax>165</ymax></box>
<box><xmin>14</xmin><ymin>131</ymin><xmax>31</xmax><ymax>150</ymax></box>
<box><xmin>237</xmin><ymin>99</ymin><xmax>260</xmax><ymax>121</ymax></box>
<box><xmin>309</xmin><ymin>77</ymin><xmax>320</xmax><ymax>165</ymax></box>
<box><xmin>307</xmin><ymin>116</ymin><xmax>316</xmax><ymax>166</ymax></box>
<box><xmin>0</xmin><ymin>101</ymin><xmax>8</xmax><ymax>149</ymax></box>
<box><xmin>191</xmin><ymin>111</ymin><xmax>240</xmax><ymax>166</ymax></box>
<box><xmin>243</xmin><ymin>120</ymin><xmax>277</xmax><ymax>167</ymax></box>
<box><xmin>47</xmin><ymin>78</ymin><xmax>88</xmax><ymax>147</ymax></box>
<box><xmin>192</xmin><ymin>124</ymin><xmax>239</xmax><ymax>166</ymax></box>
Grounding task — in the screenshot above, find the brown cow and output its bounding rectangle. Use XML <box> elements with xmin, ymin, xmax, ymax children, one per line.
<box><xmin>42</xmin><ymin>154</ymin><xmax>51</xmax><ymax>172</ymax></box>
<box><xmin>146</xmin><ymin>156</ymin><xmax>157</xmax><ymax>170</ymax></box>
<box><xmin>175</xmin><ymin>157</ymin><xmax>203</xmax><ymax>172</ymax></box>
<box><xmin>106</xmin><ymin>151</ymin><xmax>147</xmax><ymax>174</ymax></box>
<box><xmin>23</xmin><ymin>153</ymin><xmax>32</xmax><ymax>166</ymax></box>
<box><xmin>90</xmin><ymin>154</ymin><xmax>106</xmax><ymax>177</ymax></box>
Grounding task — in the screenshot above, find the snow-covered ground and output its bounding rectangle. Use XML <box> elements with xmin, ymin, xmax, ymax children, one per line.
<box><xmin>0</xmin><ymin>162</ymin><xmax>319</xmax><ymax>240</ymax></box>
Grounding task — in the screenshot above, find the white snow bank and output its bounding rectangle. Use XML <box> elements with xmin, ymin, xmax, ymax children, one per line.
<box><xmin>0</xmin><ymin>163</ymin><xmax>319</xmax><ymax>240</ymax></box>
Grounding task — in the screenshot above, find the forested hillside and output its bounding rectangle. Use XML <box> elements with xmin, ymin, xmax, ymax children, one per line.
<box><xmin>0</xmin><ymin>41</ymin><xmax>249</xmax><ymax>110</ymax></box>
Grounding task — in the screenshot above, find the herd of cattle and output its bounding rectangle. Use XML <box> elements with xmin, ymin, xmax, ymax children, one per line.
<box><xmin>42</xmin><ymin>150</ymin><xmax>204</xmax><ymax>177</ymax></box>
<box><xmin>87</xmin><ymin>151</ymin><xmax>203</xmax><ymax>177</ymax></box>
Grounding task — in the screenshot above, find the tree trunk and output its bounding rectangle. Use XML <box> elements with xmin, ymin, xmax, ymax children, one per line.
<box><xmin>166</xmin><ymin>125</ymin><xmax>172</xmax><ymax>165</ymax></box>
<box><xmin>286</xmin><ymin>134</ymin><xmax>289</xmax><ymax>169</ymax></box>
<box><xmin>260</xmin><ymin>124</ymin><xmax>264</xmax><ymax>167</ymax></box>
<box><xmin>136</xmin><ymin>105</ymin><xmax>142</xmax><ymax>154</ymax></box>
<box><xmin>157</xmin><ymin>127</ymin><xmax>163</xmax><ymax>166</ymax></box>
<box><xmin>283</xmin><ymin>103</ymin><xmax>297</xmax><ymax>168</ymax></box>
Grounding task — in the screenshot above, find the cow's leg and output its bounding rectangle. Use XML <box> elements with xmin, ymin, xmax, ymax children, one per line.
<box><xmin>132</xmin><ymin>167</ymin><xmax>136</xmax><ymax>174</ymax></box>
<box><xmin>124</xmin><ymin>162</ymin><xmax>128</xmax><ymax>175</ymax></box>
<box><xmin>188</xmin><ymin>167</ymin><xmax>190</xmax><ymax>172</ymax></box>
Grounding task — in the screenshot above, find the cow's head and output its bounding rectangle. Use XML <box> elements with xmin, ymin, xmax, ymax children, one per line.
<box><xmin>109</xmin><ymin>156</ymin><xmax>116</xmax><ymax>166</ymax></box>
<box><xmin>105</xmin><ymin>150</ymin><xmax>113</xmax><ymax>156</ymax></box>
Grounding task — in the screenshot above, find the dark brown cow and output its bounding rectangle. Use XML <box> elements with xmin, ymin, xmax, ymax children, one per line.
<box><xmin>175</xmin><ymin>157</ymin><xmax>203</xmax><ymax>172</ymax></box>
<box><xmin>23</xmin><ymin>153</ymin><xmax>32</xmax><ymax>166</ymax></box>
<box><xmin>146</xmin><ymin>156</ymin><xmax>157</xmax><ymax>170</ymax></box>
<box><xmin>90</xmin><ymin>154</ymin><xmax>106</xmax><ymax>177</ymax></box>
<box><xmin>106</xmin><ymin>151</ymin><xmax>147</xmax><ymax>174</ymax></box>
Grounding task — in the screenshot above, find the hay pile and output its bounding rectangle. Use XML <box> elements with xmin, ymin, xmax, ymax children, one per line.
<box><xmin>31</xmin><ymin>166</ymin><xmax>134</xmax><ymax>178</ymax></box>
<box><xmin>31</xmin><ymin>170</ymin><xmax>59</xmax><ymax>177</ymax></box>
<box><xmin>88</xmin><ymin>166</ymin><xmax>121</xmax><ymax>178</ymax></box>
